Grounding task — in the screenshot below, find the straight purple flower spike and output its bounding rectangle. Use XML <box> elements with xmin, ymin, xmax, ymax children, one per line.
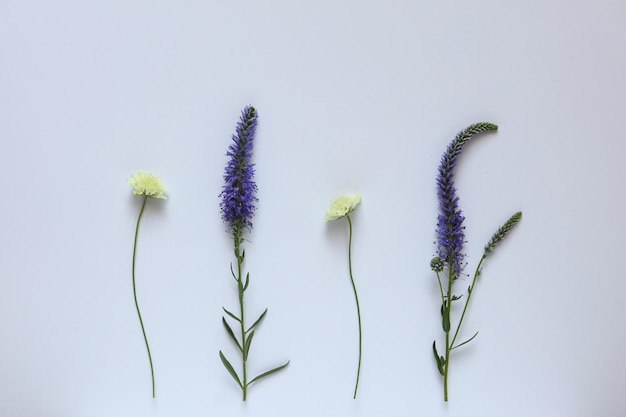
<box><xmin>220</xmin><ymin>105</ymin><xmax>258</xmax><ymax>232</ymax></box>
<box><xmin>218</xmin><ymin>106</ymin><xmax>289</xmax><ymax>401</ymax></box>
<box><xmin>431</xmin><ymin>123</ymin><xmax>522</xmax><ymax>402</ymax></box>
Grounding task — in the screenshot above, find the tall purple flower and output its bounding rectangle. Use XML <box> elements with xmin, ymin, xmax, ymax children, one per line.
<box><xmin>220</xmin><ymin>106</ymin><xmax>258</xmax><ymax>234</ymax></box>
<box><xmin>432</xmin><ymin>122</ymin><xmax>522</xmax><ymax>402</ymax></box>
<box><xmin>218</xmin><ymin>106</ymin><xmax>290</xmax><ymax>400</ymax></box>
<box><xmin>436</xmin><ymin>122</ymin><xmax>497</xmax><ymax>277</ymax></box>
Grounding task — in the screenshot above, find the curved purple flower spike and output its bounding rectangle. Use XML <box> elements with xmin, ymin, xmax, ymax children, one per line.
<box><xmin>435</xmin><ymin>122</ymin><xmax>497</xmax><ymax>277</ymax></box>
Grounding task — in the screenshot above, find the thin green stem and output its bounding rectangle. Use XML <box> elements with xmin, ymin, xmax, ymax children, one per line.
<box><xmin>131</xmin><ymin>195</ymin><xmax>155</xmax><ymax>398</ymax></box>
<box><xmin>443</xmin><ymin>264</ymin><xmax>452</xmax><ymax>402</ymax></box>
<box><xmin>441</xmin><ymin>255</ymin><xmax>486</xmax><ymax>401</ymax></box>
<box><xmin>346</xmin><ymin>214</ymin><xmax>362</xmax><ymax>399</ymax></box>
<box><xmin>436</xmin><ymin>271</ymin><xmax>445</xmax><ymax>303</ymax></box>
<box><xmin>450</xmin><ymin>256</ymin><xmax>485</xmax><ymax>348</ymax></box>
<box><xmin>234</xmin><ymin>233</ymin><xmax>248</xmax><ymax>401</ymax></box>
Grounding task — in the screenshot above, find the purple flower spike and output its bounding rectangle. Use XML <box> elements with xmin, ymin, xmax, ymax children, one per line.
<box><xmin>436</xmin><ymin>122</ymin><xmax>497</xmax><ymax>277</ymax></box>
<box><xmin>220</xmin><ymin>106</ymin><xmax>258</xmax><ymax>234</ymax></box>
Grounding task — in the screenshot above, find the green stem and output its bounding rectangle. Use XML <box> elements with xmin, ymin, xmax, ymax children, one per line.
<box><xmin>443</xmin><ymin>265</ymin><xmax>452</xmax><ymax>402</ymax></box>
<box><xmin>441</xmin><ymin>255</ymin><xmax>486</xmax><ymax>401</ymax></box>
<box><xmin>435</xmin><ymin>271</ymin><xmax>444</xmax><ymax>302</ymax></box>
<box><xmin>346</xmin><ymin>214</ymin><xmax>362</xmax><ymax>399</ymax></box>
<box><xmin>131</xmin><ymin>195</ymin><xmax>155</xmax><ymax>398</ymax></box>
<box><xmin>235</xmin><ymin>234</ymin><xmax>248</xmax><ymax>401</ymax></box>
<box><xmin>450</xmin><ymin>256</ymin><xmax>485</xmax><ymax>348</ymax></box>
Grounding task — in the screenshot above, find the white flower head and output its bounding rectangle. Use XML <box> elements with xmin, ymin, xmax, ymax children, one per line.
<box><xmin>128</xmin><ymin>172</ymin><xmax>167</xmax><ymax>199</ymax></box>
<box><xmin>324</xmin><ymin>195</ymin><xmax>361</xmax><ymax>221</ymax></box>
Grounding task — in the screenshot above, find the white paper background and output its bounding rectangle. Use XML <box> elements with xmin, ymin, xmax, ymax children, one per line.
<box><xmin>1</xmin><ymin>0</ymin><xmax>625</xmax><ymax>416</ymax></box>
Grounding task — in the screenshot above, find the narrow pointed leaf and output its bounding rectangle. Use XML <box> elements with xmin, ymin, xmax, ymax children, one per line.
<box><xmin>243</xmin><ymin>272</ymin><xmax>250</xmax><ymax>291</ymax></box>
<box><xmin>442</xmin><ymin>304</ymin><xmax>450</xmax><ymax>332</ymax></box>
<box><xmin>246</xmin><ymin>308</ymin><xmax>268</xmax><ymax>333</ymax></box>
<box><xmin>219</xmin><ymin>350</ymin><xmax>243</xmax><ymax>388</ymax></box>
<box><xmin>248</xmin><ymin>361</ymin><xmax>290</xmax><ymax>385</ymax></box>
<box><xmin>222</xmin><ymin>317</ymin><xmax>242</xmax><ymax>351</ymax></box>
<box><xmin>451</xmin><ymin>294</ymin><xmax>463</xmax><ymax>301</ymax></box>
<box><xmin>237</xmin><ymin>278</ymin><xmax>244</xmax><ymax>296</ymax></box>
<box><xmin>451</xmin><ymin>331</ymin><xmax>479</xmax><ymax>351</ymax></box>
<box><xmin>222</xmin><ymin>307</ymin><xmax>241</xmax><ymax>323</ymax></box>
<box><xmin>432</xmin><ymin>341</ymin><xmax>445</xmax><ymax>376</ymax></box>
<box><xmin>230</xmin><ymin>263</ymin><xmax>237</xmax><ymax>281</ymax></box>
<box><xmin>243</xmin><ymin>330</ymin><xmax>254</xmax><ymax>361</ymax></box>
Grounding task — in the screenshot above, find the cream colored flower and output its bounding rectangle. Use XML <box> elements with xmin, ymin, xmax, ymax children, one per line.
<box><xmin>128</xmin><ymin>172</ymin><xmax>167</xmax><ymax>199</ymax></box>
<box><xmin>324</xmin><ymin>195</ymin><xmax>361</xmax><ymax>221</ymax></box>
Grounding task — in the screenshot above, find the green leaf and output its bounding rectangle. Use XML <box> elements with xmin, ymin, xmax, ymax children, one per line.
<box><xmin>432</xmin><ymin>341</ymin><xmax>445</xmax><ymax>376</ymax></box>
<box><xmin>237</xmin><ymin>278</ymin><xmax>244</xmax><ymax>296</ymax></box>
<box><xmin>246</xmin><ymin>308</ymin><xmax>268</xmax><ymax>333</ymax></box>
<box><xmin>219</xmin><ymin>351</ymin><xmax>243</xmax><ymax>388</ymax></box>
<box><xmin>243</xmin><ymin>330</ymin><xmax>254</xmax><ymax>361</ymax></box>
<box><xmin>467</xmin><ymin>285</ymin><xmax>472</xmax><ymax>295</ymax></box>
<box><xmin>243</xmin><ymin>272</ymin><xmax>250</xmax><ymax>291</ymax></box>
<box><xmin>229</xmin><ymin>263</ymin><xmax>237</xmax><ymax>281</ymax></box>
<box><xmin>451</xmin><ymin>294</ymin><xmax>463</xmax><ymax>301</ymax></box>
<box><xmin>222</xmin><ymin>317</ymin><xmax>242</xmax><ymax>352</ymax></box>
<box><xmin>442</xmin><ymin>303</ymin><xmax>450</xmax><ymax>332</ymax></box>
<box><xmin>248</xmin><ymin>361</ymin><xmax>290</xmax><ymax>386</ymax></box>
<box><xmin>451</xmin><ymin>331</ymin><xmax>479</xmax><ymax>351</ymax></box>
<box><xmin>222</xmin><ymin>307</ymin><xmax>241</xmax><ymax>323</ymax></box>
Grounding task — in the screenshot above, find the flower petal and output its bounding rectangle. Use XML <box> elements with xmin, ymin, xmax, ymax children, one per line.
<box><xmin>128</xmin><ymin>172</ymin><xmax>167</xmax><ymax>199</ymax></box>
<box><xmin>324</xmin><ymin>195</ymin><xmax>361</xmax><ymax>221</ymax></box>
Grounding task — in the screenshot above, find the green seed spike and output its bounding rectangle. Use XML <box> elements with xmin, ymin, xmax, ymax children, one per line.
<box><xmin>484</xmin><ymin>212</ymin><xmax>523</xmax><ymax>256</ymax></box>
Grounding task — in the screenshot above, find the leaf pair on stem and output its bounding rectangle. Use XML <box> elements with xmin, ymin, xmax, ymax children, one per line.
<box><xmin>219</xmin><ymin>238</ymin><xmax>289</xmax><ymax>401</ymax></box>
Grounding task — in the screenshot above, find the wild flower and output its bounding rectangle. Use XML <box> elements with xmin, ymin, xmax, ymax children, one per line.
<box><xmin>324</xmin><ymin>195</ymin><xmax>361</xmax><ymax>221</ymax></box>
<box><xmin>435</xmin><ymin>123</ymin><xmax>497</xmax><ymax>277</ymax></box>
<box><xmin>431</xmin><ymin>123</ymin><xmax>522</xmax><ymax>402</ymax></box>
<box><xmin>325</xmin><ymin>194</ymin><xmax>363</xmax><ymax>399</ymax></box>
<box><xmin>218</xmin><ymin>106</ymin><xmax>289</xmax><ymax>401</ymax></box>
<box><xmin>128</xmin><ymin>172</ymin><xmax>167</xmax><ymax>199</ymax></box>
<box><xmin>128</xmin><ymin>171</ymin><xmax>167</xmax><ymax>398</ymax></box>
<box><xmin>220</xmin><ymin>106</ymin><xmax>258</xmax><ymax>233</ymax></box>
